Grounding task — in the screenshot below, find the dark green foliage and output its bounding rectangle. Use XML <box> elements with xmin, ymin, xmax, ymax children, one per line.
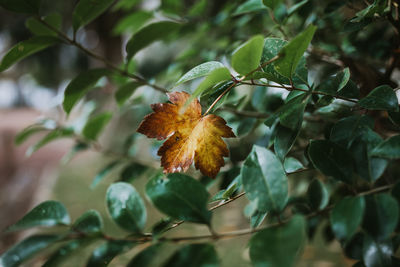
<box><xmin>2</xmin><ymin>0</ymin><xmax>400</xmax><ymax>266</ymax></box>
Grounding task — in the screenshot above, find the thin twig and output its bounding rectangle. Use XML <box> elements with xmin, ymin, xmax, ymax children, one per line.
<box><xmin>35</xmin><ymin>16</ymin><xmax>168</xmax><ymax>93</ymax></box>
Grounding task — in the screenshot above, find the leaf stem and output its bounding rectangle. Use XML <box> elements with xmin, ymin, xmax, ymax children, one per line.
<box><xmin>203</xmin><ymin>55</ymin><xmax>280</xmax><ymax>116</ymax></box>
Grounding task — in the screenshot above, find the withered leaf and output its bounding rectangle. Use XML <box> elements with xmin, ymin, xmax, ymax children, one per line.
<box><xmin>137</xmin><ymin>91</ymin><xmax>235</xmax><ymax>178</ymax></box>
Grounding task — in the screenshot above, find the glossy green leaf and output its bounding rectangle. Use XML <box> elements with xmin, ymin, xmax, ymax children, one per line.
<box><xmin>231</xmin><ymin>35</ymin><xmax>264</xmax><ymax>75</ymax></box>
<box><xmin>330</xmin><ymin>115</ymin><xmax>374</xmax><ymax>147</ymax></box>
<box><xmin>283</xmin><ymin>157</ymin><xmax>304</xmax><ymax>173</ymax></box>
<box><xmin>146</xmin><ymin>173</ymin><xmax>211</xmax><ymax>224</ymax></box>
<box><xmin>350</xmin><ymin>128</ymin><xmax>388</xmax><ymax>181</ymax></box>
<box><xmin>358</xmin><ymin>85</ymin><xmax>399</xmax><ymax>111</ymax></box>
<box><xmin>72</xmin><ymin>0</ymin><xmax>114</xmax><ymax>31</ymax></box>
<box><xmin>362</xmin><ymin>234</ymin><xmax>393</xmax><ymax>267</ymax></box>
<box><xmin>363</xmin><ymin>194</ymin><xmax>399</xmax><ymax>241</ymax></box>
<box><xmin>126</xmin><ymin>21</ymin><xmax>181</xmax><ymax>60</ymax></box>
<box><xmin>119</xmin><ymin>162</ymin><xmax>147</xmax><ymax>182</ymax></box>
<box><xmin>63</xmin><ymin>68</ymin><xmax>110</xmax><ymax>114</ymax></box>
<box><xmin>330</xmin><ymin>196</ymin><xmax>365</xmax><ymax>241</ymax></box>
<box><xmin>175</xmin><ymin>61</ymin><xmax>225</xmax><ymax>86</ymax></box>
<box><xmin>388</xmin><ymin>111</ymin><xmax>400</xmax><ymax>127</ymax></box>
<box><xmin>279</xmin><ymin>93</ymin><xmax>309</xmax><ymax>130</ymax></box>
<box><xmin>274</xmin><ymin>25</ymin><xmax>317</xmax><ymax>78</ymax></box>
<box><xmin>72</xmin><ymin>210</ymin><xmax>103</xmax><ymax>234</ymax></box>
<box><xmin>233</xmin><ymin>0</ymin><xmax>267</xmax><ymax>15</ymax></box>
<box><xmin>106</xmin><ymin>182</ymin><xmax>147</xmax><ymax>233</ymax></box>
<box><xmin>113</xmin><ymin>11</ymin><xmax>153</xmax><ymax>35</ymax></box>
<box><xmin>91</xmin><ymin>160</ymin><xmax>121</xmax><ymax>188</ymax></box>
<box><xmin>371</xmin><ymin>135</ymin><xmax>400</xmax><ymax>159</ymax></box>
<box><xmin>0</xmin><ymin>36</ymin><xmax>59</xmax><ymax>72</ymax></box>
<box><xmin>163</xmin><ymin>243</ymin><xmax>219</xmax><ymax>267</ymax></box>
<box><xmin>317</xmin><ymin>68</ymin><xmax>350</xmax><ymax>95</ymax></box>
<box><xmin>200</xmin><ymin>80</ymin><xmax>234</xmax><ymax>113</ymax></box>
<box><xmin>0</xmin><ymin>235</ymin><xmax>60</xmax><ymax>267</ymax></box>
<box><xmin>26</xmin><ymin>128</ymin><xmax>74</xmax><ymax>156</ymax></box>
<box><xmin>87</xmin><ymin>240</ymin><xmax>134</xmax><ymax>267</ymax></box>
<box><xmin>25</xmin><ymin>14</ymin><xmax>61</xmax><ymax>36</ymax></box>
<box><xmin>274</xmin><ymin>123</ymin><xmax>300</xmax><ymax>161</ymax></box>
<box><xmin>190</xmin><ymin>67</ymin><xmax>231</xmax><ymax>100</ymax></box>
<box><xmin>115</xmin><ymin>81</ymin><xmax>141</xmax><ymax>106</ymax></box>
<box><xmin>250</xmin><ymin>210</ymin><xmax>268</xmax><ymax>228</ymax></box>
<box><xmin>307</xmin><ymin>179</ymin><xmax>329</xmax><ymax>210</ymax></box>
<box><xmin>260</xmin><ymin>38</ymin><xmax>308</xmax><ymax>86</ymax></box>
<box><xmin>249</xmin><ymin>215</ymin><xmax>306</xmax><ymax>267</ymax></box>
<box><xmin>308</xmin><ymin>140</ymin><xmax>354</xmax><ymax>183</ymax></box>
<box><xmin>0</xmin><ymin>0</ymin><xmax>41</xmax><ymax>14</ymax></box>
<box><xmin>6</xmin><ymin>201</ymin><xmax>69</xmax><ymax>232</ymax></box>
<box><xmin>241</xmin><ymin>145</ymin><xmax>288</xmax><ymax>212</ymax></box>
<box><xmin>287</xmin><ymin>0</ymin><xmax>309</xmax><ymax>16</ymax></box>
<box><xmin>82</xmin><ymin>112</ymin><xmax>112</xmax><ymax>140</ymax></box>
<box><xmin>127</xmin><ymin>244</ymin><xmax>162</xmax><ymax>267</ymax></box>
<box><xmin>43</xmin><ymin>239</ymin><xmax>94</xmax><ymax>267</ymax></box>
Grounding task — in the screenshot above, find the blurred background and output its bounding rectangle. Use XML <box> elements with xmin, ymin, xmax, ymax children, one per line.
<box><xmin>1</xmin><ymin>0</ymin><xmax>397</xmax><ymax>266</ymax></box>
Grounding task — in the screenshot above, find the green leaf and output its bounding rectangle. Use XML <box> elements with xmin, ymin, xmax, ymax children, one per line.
<box><xmin>200</xmin><ymin>80</ymin><xmax>234</xmax><ymax>113</ymax></box>
<box><xmin>317</xmin><ymin>68</ymin><xmax>350</xmax><ymax>95</ymax></box>
<box><xmin>175</xmin><ymin>61</ymin><xmax>225</xmax><ymax>86</ymax></box>
<box><xmin>72</xmin><ymin>0</ymin><xmax>115</xmax><ymax>31</ymax></box>
<box><xmin>249</xmin><ymin>215</ymin><xmax>306</xmax><ymax>267</ymax></box>
<box><xmin>91</xmin><ymin>160</ymin><xmax>121</xmax><ymax>188</ymax></box>
<box><xmin>87</xmin><ymin>240</ymin><xmax>134</xmax><ymax>267</ymax></box>
<box><xmin>6</xmin><ymin>201</ymin><xmax>69</xmax><ymax>232</ymax></box>
<box><xmin>126</xmin><ymin>21</ymin><xmax>181</xmax><ymax>60</ymax></box>
<box><xmin>0</xmin><ymin>235</ymin><xmax>60</xmax><ymax>267</ymax></box>
<box><xmin>260</xmin><ymin>38</ymin><xmax>309</xmax><ymax>86</ymax></box>
<box><xmin>307</xmin><ymin>179</ymin><xmax>329</xmax><ymax>210</ymax></box>
<box><xmin>115</xmin><ymin>81</ymin><xmax>141</xmax><ymax>106</ymax></box>
<box><xmin>362</xmin><ymin>234</ymin><xmax>393</xmax><ymax>267</ymax></box>
<box><xmin>231</xmin><ymin>35</ymin><xmax>264</xmax><ymax>75</ymax></box>
<box><xmin>43</xmin><ymin>239</ymin><xmax>94</xmax><ymax>267</ymax></box>
<box><xmin>72</xmin><ymin>210</ymin><xmax>103</xmax><ymax>234</ymax></box>
<box><xmin>363</xmin><ymin>194</ymin><xmax>399</xmax><ymax>241</ymax></box>
<box><xmin>274</xmin><ymin>25</ymin><xmax>317</xmax><ymax>79</ymax></box>
<box><xmin>274</xmin><ymin>123</ymin><xmax>300</xmax><ymax>161</ymax></box>
<box><xmin>263</xmin><ymin>0</ymin><xmax>281</xmax><ymax>10</ymax></box>
<box><xmin>241</xmin><ymin>145</ymin><xmax>288</xmax><ymax>213</ymax></box>
<box><xmin>358</xmin><ymin>85</ymin><xmax>399</xmax><ymax>111</ymax></box>
<box><xmin>120</xmin><ymin>162</ymin><xmax>147</xmax><ymax>182</ymax></box>
<box><xmin>350</xmin><ymin>128</ymin><xmax>388</xmax><ymax>181</ymax></box>
<box><xmin>250</xmin><ymin>210</ymin><xmax>268</xmax><ymax>228</ymax></box>
<box><xmin>146</xmin><ymin>173</ymin><xmax>211</xmax><ymax>224</ymax></box>
<box><xmin>63</xmin><ymin>68</ymin><xmax>110</xmax><ymax>114</ymax></box>
<box><xmin>25</xmin><ymin>14</ymin><xmax>61</xmax><ymax>36</ymax></box>
<box><xmin>283</xmin><ymin>157</ymin><xmax>304</xmax><ymax>173</ymax></box>
<box><xmin>279</xmin><ymin>93</ymin><xmax>309</xmax><ymax>130</ymax></box>
<box><xmin>287</xmin><ymin>0</ymin><xmax>309</xmax><ymax>16</ymax></box>
<box><xmin>106</xmin><ymin>182</ymin><xmax>147</xmax><ymax>233</ymax></box>
<box><xmin>26</xmin><ymin>128</ymin><xmax>74</xmax><ymax>156</ymax></box>
<box><xmin>163</xmin><ymin>243</ymin><xmax>219</xmax><ymax>267</ymax></box>
<box><xmin>330</xmin><ymin>115</ymin><xmax>374</xmax><ymax>147</ymax></box>
<box><xmin>0</xmin><ymin>36</ymin><xmax>59</xmax><ymax>72</ymax></box>
<box><xmin>388</xmin><ymin>111</ymin><xmax>400</xmax><ymax>127</ymax></box>
<box><xmin>233</xmin><ymin>0</ymin><xmax>267</xmax><ymax>15</ymax></box>
<box><xmin>308</xmin><ymin>140</ymin><xmax>354</xmax><ymax>183</ymax></box>
<box><xmin>0</xmin><ymin>0</ymin><xmax>41</xmax><ymax>14</ymax></box>
<box><xmin>127</xmin><ymin>244</ymin><xmax>162</xmax><ymax>267</ymax></box>
<box><xmin>14</xmin><ymin>124</ymin><xmax>47</xmax><ymax>145</ymax></box>
<box><xmin>371</xmin><ymin>135</ymin><xmax>400</xmax><ymax>159</ymax></box>
<box><xmin>82</xmin><ymin>112</ymin><xmax>112</xmax><ymax>140</ymax></box>
<box><xmin>113</xmin><ymin>11</ymin><xmax>153</xmax><ymax>35</ymax></box>
<box><xmin>330</xmin><ymin>196</ymin><xmax>365</xmax><ymax>242</ymax></box>
<box><xmin>191</xmin><ymin>67</ymin><xmax>231</xmax><ymax>100</ymax></box>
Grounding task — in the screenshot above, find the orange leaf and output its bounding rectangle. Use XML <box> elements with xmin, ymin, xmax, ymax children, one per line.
<box><xmin>137</xmin><ymin>91</ymin><xmax>235</xmax><ymax>178</ymax></box>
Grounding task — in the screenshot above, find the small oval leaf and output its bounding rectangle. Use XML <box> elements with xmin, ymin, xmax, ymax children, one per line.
<box><xmin>6</xmin><ymin>200</ymin><xmax>70</xmax><ymax>232</ymax></box>
<box><xmin>106</xmin><ymin>182</ymin><xmax>147</xmax><ymax>233</ymax></box>
<box><xmin>163</xmin><ymin>243</ymin><xmax>219</xmax><ymax>267</ymax></box>
<box><xmin>146</xmin><ymin>173</ymin><xmax>211</xmax><ymax>224</ymax></box>
<box><xmin>72</xmin><ymin>0</ymin><xmax>115</xmax><ymax>31</ymax></box>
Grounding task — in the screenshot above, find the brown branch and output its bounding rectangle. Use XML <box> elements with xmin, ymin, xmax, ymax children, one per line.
<box><xmin>35</xmin><ymin>16</ymin><xmax>168</xmax><ymax>93</ymax></box>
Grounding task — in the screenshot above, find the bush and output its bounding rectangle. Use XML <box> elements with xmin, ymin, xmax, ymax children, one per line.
<box><xmin>1</xmin><ymin>0</ymin><xmax>400</xmax><ymax>266</ymax></box>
